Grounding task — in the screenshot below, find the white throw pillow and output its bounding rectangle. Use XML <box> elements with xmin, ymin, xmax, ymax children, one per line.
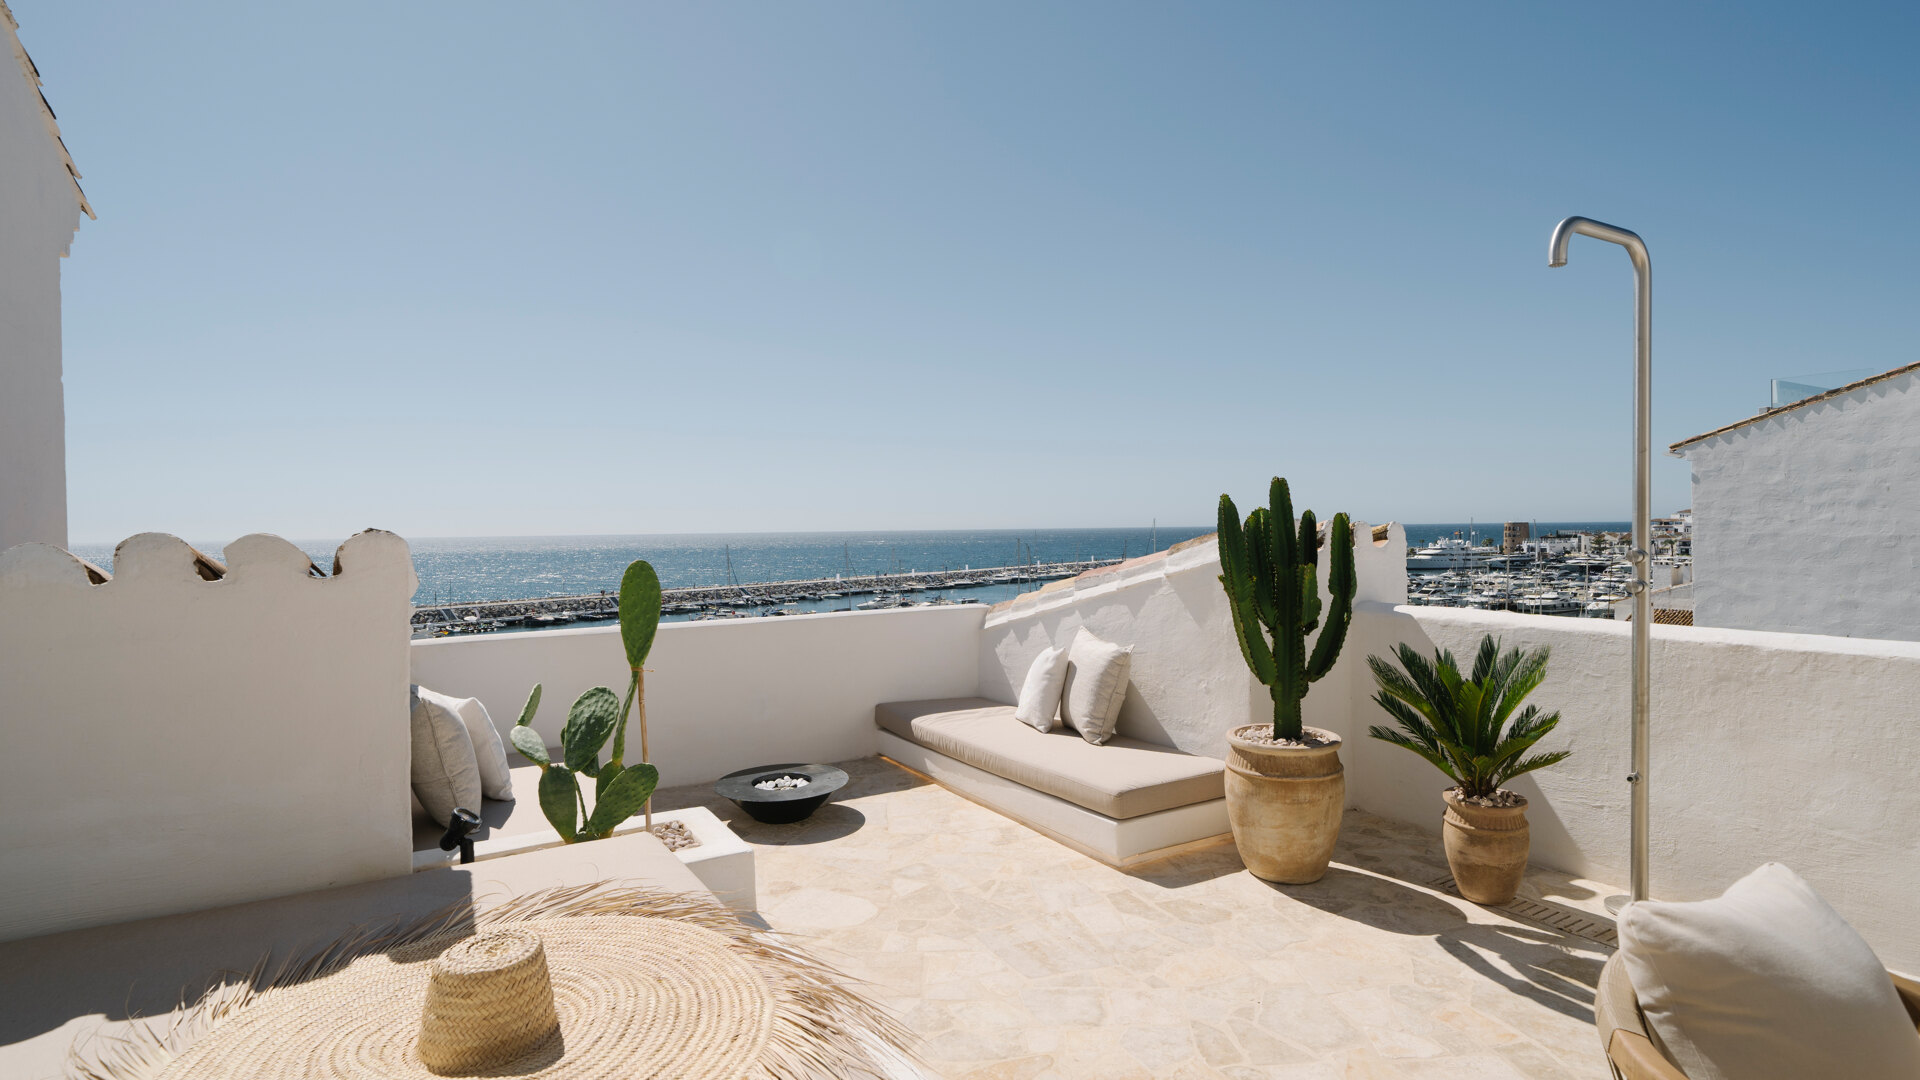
<box><xmin>416</xmin><ymin>686</ymin><xmax>515</xmax><ymax>802</ymax></box>
<box><xmin>409</xmin><ymin>686</ymin><xmax>484</xmax><ymax>827</ymax></box>
<box><xmin>1013</xmin><ymin>644</ymin><xmax>1072</xmax><ymax>732</ymax></box>
<box><xmin>1059</xmin><ymin>629</ymin><xmax>1132</xmax><ymax>746</ymax></box>
<box><xmin>1618</xmin><ymin>862</ymin><xmax>1920</xmax><ymax>1080</ymax></box>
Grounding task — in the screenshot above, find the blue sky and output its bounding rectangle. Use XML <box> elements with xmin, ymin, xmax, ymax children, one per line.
<box><xmin>25</xmin><ymin>2</ymin><xmax>1917</xmax><ymax>542</ymax></box>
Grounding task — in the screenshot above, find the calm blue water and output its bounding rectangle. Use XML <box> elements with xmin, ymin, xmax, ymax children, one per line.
<box><xmin>70</xmin><ymin>521</ymin><xmax>1630</xmax><ymax>608</ymax></box>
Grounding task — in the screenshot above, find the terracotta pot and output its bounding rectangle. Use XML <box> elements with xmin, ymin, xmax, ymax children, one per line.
<box><xmin>1442</xmin><ymin>789</ymin><xmax>1530</xmax><ymax>904</ymax></box>
<box><xmin>1223</xmin><ymin>725</ymin><xmax>1344</xmax><ymax>884</ymax></box>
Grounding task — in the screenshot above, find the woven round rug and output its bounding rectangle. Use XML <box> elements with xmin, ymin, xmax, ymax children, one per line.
<box><xmin>70</xmin><ymin>885</ymin><xmax>916</xmax><ymax>1080</ymax></box>
<box><xmin>156</xmin><ymin>916</ymin><xmax>772</xmax><ymax>1080</ymax></box>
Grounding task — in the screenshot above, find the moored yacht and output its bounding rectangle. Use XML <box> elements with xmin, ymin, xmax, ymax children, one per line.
<box><xmin>1406</xmin><ymin>535</ymin><xmax>1500</xmax><ymax>572</ymax></box>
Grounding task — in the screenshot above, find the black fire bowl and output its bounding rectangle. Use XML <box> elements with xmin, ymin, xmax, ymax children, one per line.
<box><xmin>714</xmin><ymin>763</ymin><xmax>850</xmax><ymax>824</ymax></box>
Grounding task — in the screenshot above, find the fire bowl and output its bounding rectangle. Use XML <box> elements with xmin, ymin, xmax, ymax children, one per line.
<box><xmin>714</xmin><ymin>763</ymin><xmax>850</xmax><ymax>824</ymax></box>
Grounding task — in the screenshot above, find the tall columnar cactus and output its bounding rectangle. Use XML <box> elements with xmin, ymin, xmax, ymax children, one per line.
<box><xmin>509</xmin><ymin>560</ymin><xmax>665</xmax><ymax>842</ymax></box>
<box><xmin>1217</xmin><ymin>477</ymin><xmax>1357</xmax><ymax>742</ymax></box>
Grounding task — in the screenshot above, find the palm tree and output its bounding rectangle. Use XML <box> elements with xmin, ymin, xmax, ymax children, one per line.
<box><xmin>1366</xmin><ymin>634</ymin><xmax>1570</xmax><ymax>799</ymax></box>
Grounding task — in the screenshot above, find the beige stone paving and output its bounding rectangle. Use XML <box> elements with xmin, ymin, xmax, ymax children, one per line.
<box><xmin>655</xmin><ymin>758</ymin><xmax>1613</xmax><ymax>1080</ymax></box>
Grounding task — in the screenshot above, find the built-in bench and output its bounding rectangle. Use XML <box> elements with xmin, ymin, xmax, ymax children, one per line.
<box><xmin>874</xmin><ymin>697</ymin><xmax>1230</xmax><ymax>866</ymax></box>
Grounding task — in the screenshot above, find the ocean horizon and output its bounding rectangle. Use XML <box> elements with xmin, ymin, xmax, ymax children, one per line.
<box><xmin>70</xmin><ymin>522</ymin><xmax>1631</xmax><ymax>607</ymax></box>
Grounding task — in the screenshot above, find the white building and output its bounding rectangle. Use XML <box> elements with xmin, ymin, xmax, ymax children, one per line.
<box><xmin>1672</xmin><ymin>361</ymin><xmax>1920</xmax><ymax>640</ymax></box>
<box><xmin>0</xmin><ymin>1</ymin><xmax>90</xmax><ymax>551</ymax></box>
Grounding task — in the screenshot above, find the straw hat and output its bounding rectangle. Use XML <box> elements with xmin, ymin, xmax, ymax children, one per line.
<box><xmin>69</xmin><ymin>886</ymin><xmax>914</xmax><ymax>1080</ymax></box>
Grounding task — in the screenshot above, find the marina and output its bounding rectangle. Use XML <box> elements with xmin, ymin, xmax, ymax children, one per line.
<box><xmin>1404</xmin><ymin>527</ymin><xmax>1690</xmax><ymax>619</ymax></box>
<box><xmin>410</xmin><ymin>558</ymin><xmax>1123</xmax><ymax>637</ymax></box>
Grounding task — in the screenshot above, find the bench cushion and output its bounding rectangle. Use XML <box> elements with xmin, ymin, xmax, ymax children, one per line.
<box><xmin>875</xmin><ymin>698</ymin><xmax>1223</xmax><ymax>819</ymax></box>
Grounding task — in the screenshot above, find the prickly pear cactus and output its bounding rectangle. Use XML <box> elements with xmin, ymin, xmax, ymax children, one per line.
<box><xmin>506</xmin><ymin>559</ymin><xmax>667</xmax><ymax>843</ymax></box>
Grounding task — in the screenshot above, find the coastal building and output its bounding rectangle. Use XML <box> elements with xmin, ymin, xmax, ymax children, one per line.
<box><xmin>1502</xmin><ymin>520</ymin><xmax>1530</xmax><ymax>553</ymax></box>
<box><xmin>0</xmin><ymin>1</ymin><xmax>89</xmax><ymax>550</ymax></box>
<box><xmin>1672</xmin><ymin>361</ymin><xmax>1920</xmax><ymax>640</ymax></box>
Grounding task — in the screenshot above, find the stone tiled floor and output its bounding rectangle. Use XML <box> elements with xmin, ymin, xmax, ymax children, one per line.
<box><xmin>655</xmin><ymin>757</ymin><xmax>1613</xmax><ymax>1080</ymax></box>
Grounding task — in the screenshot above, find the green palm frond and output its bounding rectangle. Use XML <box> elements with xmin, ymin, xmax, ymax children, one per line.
<box><xmin>1364</xmin><ymin>634</ymin><xmax>1572</xmax><ymax>799</ymax></box>
<box><xmin>1367</xmin><ymin>725</ymin><xmax>1459</xmax><ymax>782</ymax></box>
<box><xmin>1495</xmin><ymin>749</ymin><xmax>1573</xmax><ymax>788</ymax></box>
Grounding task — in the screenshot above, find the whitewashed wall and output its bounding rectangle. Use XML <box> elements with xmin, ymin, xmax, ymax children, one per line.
<box><xmin>0</xmin><ymin>10</ymin><xmax>85</xmax><ymax>551</ymax></box>
<box><xmin>0</xmin><ymin>531</ymin><xmax>418</xmax><ymax>942</ymax></box>
<box><xmin>978</xmin><ymin>526</ymin><xmax>1406</xmax><ymax>758</ymax></box>
<box><xmin>1680</xmin><ymin>368</ymin><xmax>1920</xmax><ymax>641</ymax></box>
<box><xmin>1346</xmin><ymin>604</ymin><xmax>1920</xmax><ymax>975</ymax></box>
<box><xmin>410</xmin><ymin>605</ymin><xmax>985</xmax><ymax>787</ymax></box>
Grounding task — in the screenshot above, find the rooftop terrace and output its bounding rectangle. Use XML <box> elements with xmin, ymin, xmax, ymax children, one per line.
<box><xmin>6</xmin><ymin>528</ymin><xmax>1917</xmax><ymax>1079</ymax></box>
<box><xmin>656</xmin><ymin>757</ymin><xmax>1613</xmax><ymax>1080</ymax></box>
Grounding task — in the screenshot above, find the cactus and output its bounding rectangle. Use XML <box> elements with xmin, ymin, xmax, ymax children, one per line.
<box><xmin>510</xmin><ymin>560</ymin><xmax>665</xmax><ymax>842</ymax></box>
<box><xmin>1217</xmin><ymin>477</ymin><xmax>1357</xmax><ymax>742</ymax></box>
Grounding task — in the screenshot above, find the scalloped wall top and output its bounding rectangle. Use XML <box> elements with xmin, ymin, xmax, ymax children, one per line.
<box><xmin>0</xmin><ymin>530</ymin><xmax>417</xmax><ymax>594</ymax></box>
<box><xmin>334</xmin><ymin>529</ymin><xmax>419</xmax><ymax>592</ymax></box>
<box><xmin>0</xmin><ymin>542</ymin><xmax>102</xmax><ymax>588</ymax></box>
<box><xmin>112</xmin><ymin>533</ymin><xmax>226</xmax><ymax>582</ymax></box>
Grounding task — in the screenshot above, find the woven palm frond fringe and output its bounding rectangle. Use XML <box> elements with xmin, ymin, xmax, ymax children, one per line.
<box><xmin>65</xmin><ymin>884</ymin><xmax>918</xmax><ymax>1080</ymax></box>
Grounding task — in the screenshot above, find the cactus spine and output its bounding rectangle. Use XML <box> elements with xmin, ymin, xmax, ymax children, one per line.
<box><xmin>1217</xmin><ymin>477</ymin><xmax>1357</xmax><ymax>742</ymax></box>
<box><xmin>509</xmin><ymin>560</ymin><xmax>664</xmax><ymax>842</ymax></box>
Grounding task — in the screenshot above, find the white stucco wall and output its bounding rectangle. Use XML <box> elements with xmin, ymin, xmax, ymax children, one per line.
<box><xmin>978</xmin><ymin>526</ymin><xmax>1406</xmax><ymax>758</ymax></box>
<box><xmin>1344</xmin><ymin>604</ymin><xmax>1920</xmax><ymax>974</ymax></box>
<box><xmin>1680</xmin><ymin>368</ymin><xmax>1920</xmax><ymax>641</ymax></box>
<box><xmin>409</xmin><ymin>605</ymin><xmax>985</xmax><ymax>787</ymax></box>
<box><xmin>0</xmin><ymin>531</ymin><xmax>418</xmax><ymax>942</ymax></box>
<box><xmin>0</xmin><ymin>12</ymin><xmax>84</xmax><ymax>551</ymax></box>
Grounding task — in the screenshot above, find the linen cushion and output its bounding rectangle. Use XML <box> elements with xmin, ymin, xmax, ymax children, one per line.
<box><xmin>1617</xmin><ymin>862</ymin><xmax>1920</xmax><ymax>1080</ymax></box>
<box><xmin>1013</xmin><ymin>645</ymin><xmax>1072</xmax><ymax>732</ymax></box>
<box><xmin>875</xmin><ymin>698</ymin><xmax>1222</xmax><ymax>818</ymax></box>
<box><xmin>409</xmin><ymin>686</ymin><xmax>484</xmax><ymax>827</ymax></box>
<box><xmin>416</xmin><ymin>686</ymin><xmax>515</xmax><ymax>802</ymax></box>
<box><xmin>1059</xmin><ymin>630</ymin><xmax>1132</xmax><ymax>745</ymax></box>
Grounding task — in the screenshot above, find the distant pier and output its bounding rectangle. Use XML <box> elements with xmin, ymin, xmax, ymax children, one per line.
<box><xmin>411</xmin><ymin>559</ymin><xmax>1122</xmax><ymax>636</ymax></box>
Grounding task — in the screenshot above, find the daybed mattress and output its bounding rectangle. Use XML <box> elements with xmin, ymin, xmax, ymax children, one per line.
<box><xmin>875</xmin><ymin>698</ymin><xmax>1224</xmax><ymax>819</ymax></box>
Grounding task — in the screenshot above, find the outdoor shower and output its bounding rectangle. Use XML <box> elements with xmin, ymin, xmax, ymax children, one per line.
<box><xmin>1548</xmin><ymin>215</ymin><xmax>1652</xmax><ymax>911</ymax></box>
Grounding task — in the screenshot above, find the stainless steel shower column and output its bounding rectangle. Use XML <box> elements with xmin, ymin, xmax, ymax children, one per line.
<box><xmin>1548</xmin><ymin>215</ymin><xmax>1652</xmax><ymax>907</ymax></box>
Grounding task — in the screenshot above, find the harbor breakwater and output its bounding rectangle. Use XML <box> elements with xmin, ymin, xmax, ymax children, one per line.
<box><xmin>411</xmin><ymin>559</ymin><xmax>1122</xmax><ymax>636</ymax></box>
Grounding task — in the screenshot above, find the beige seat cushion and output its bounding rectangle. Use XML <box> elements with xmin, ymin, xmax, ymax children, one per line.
<box><xmin>876</xmin><ymin>698</ymin><xmax>1222</xmax><ymax>819</ymax></box>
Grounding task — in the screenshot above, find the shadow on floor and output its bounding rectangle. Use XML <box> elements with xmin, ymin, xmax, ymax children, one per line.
<box><xmin>725</xmin><ymin>803</ymin><xmax>871</xmax><ymax>846</ymax></box>
<box><xmin>1122</xmin><ymin>841</ymin><xmax>1248</xmax><ymax>889</ymax></box>
<box><xmin>1262</xmin><ymin>864</ymin><xmax>1603</xmax><ymax>1025</ymax></box>
<box><xmin>0</xmin><ymin>871</ymin><xmax>481</xmax><ymax>1050</ymax></box>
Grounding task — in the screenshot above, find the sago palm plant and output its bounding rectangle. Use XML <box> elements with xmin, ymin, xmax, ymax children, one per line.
<box><xmin>1366</xmin><ymin>634</ymin><xmax>1570</xmax><ymax>799</ymax></box>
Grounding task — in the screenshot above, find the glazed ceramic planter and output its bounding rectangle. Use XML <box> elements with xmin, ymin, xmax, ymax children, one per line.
<box><xmin>1441</xmin><ymin>789</ymin><xmax>1529</xmax><ymax>904</ymax></box>
<box><xmin>1223</xmin><ymin>725</ymin><xmax>1344</xmax><ymax>884</ymax></box>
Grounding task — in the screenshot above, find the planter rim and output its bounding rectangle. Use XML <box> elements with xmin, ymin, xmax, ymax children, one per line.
<box><xmin>1441</xmin><ymin>787</ymin><xmax>1529</xmax><ymax>812</ymax></box>
<box><xmin>1227</xmin><ymin>724</ymin><xmax>1342</xmax><ymax>753</ymax></box>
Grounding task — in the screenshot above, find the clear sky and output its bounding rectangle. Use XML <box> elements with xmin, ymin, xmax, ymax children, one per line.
<box><xmin>23</xmin><ymin>2</ymin><xmax>1917</xmax><ymax>542</ymax></box>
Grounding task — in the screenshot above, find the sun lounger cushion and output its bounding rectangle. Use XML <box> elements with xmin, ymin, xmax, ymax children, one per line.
<box><xmin>1059</xmin><ymin>630</ymin><xmax>1132</xmax><ymax>745</ymax></box>
<box><xmin>417</xmin><ymin>686</ymin><xmax>515</xmax><ymax>801</ymax></box>
<box><xmin>876</xmin><ymin>698</ymin><xmax>1222</xmax><ymax>819</ymax></box>
<box><xmin>1013</xmin><ymin>644</ymin><xmax>1071</xmax><ymax>733</ymax></box>
<box><xmin>1617</xmin><ymin>862</ymin><xmax>1920</xmax><ymax>1080</ymax></box>
<box><xmin>409</xmin><ymin>686</ymin><xmax>483</xmax><ymax>827</ymax></box>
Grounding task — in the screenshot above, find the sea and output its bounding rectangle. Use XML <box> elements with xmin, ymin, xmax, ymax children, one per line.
<box><xmin>70</xmin><ymin>522</ymin><xmax>1631</xmax><ymax>616</ymax></box>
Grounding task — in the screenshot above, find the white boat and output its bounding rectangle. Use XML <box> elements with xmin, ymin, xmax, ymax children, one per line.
<box><xmin>1407</xmin><ymin>536</ymin><xmax>1500</xmax><ymax>572</ymax></box>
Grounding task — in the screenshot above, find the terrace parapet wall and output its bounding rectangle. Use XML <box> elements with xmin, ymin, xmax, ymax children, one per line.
<box><xmin>0</xmin><ymin>530</ymin><xmax>417</xmax><ymax>942</ymax></box>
